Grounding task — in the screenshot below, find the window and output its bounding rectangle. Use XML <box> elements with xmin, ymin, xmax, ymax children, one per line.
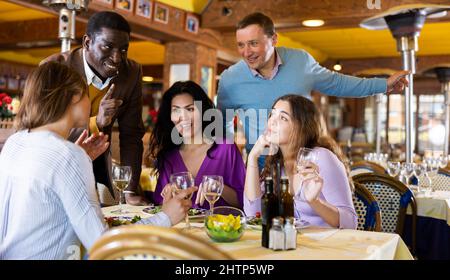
<box><xmin>417</xmin><ymin>94</ymin><xmax>445</xmax><ymax>154</ymax></box>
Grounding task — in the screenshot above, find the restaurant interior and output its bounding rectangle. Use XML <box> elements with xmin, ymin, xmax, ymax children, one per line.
<box><xmin>0</xmin><ymin>0</ymin><xmax>449</xmax><ymax>262</ymax></box>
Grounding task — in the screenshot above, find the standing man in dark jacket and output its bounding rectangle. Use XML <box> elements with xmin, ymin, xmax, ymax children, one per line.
<box><xmin>43</xmin><ymin>11</ymin><xmax>147</xmax><ymax>205</ymax></box>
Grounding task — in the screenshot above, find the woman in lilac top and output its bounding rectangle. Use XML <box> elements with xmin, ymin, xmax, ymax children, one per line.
<box><xmin>244</xmin><ymin>94</ymin><xmax>357</xmax><ymax>229</ymax></box>
<box><xmin>148</xmin><ymin>81</ymin><xmax>245</xmax><ymax>209</ymax></box>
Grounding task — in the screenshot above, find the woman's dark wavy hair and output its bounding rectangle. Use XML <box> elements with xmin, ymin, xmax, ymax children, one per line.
<box><xmin>147</xmin><ymin>81</ymin><xmax>217</xmax><ymax>174</ymax></box>
<box><xmin>261</xmin><ymin>94</ymin><xmax>354</xmax><ymax>192</ymax></box>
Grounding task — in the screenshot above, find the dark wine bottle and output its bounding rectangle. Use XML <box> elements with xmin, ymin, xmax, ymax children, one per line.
<box><xmin>261</xmin><ymin>176</ymin><xmax>278</xmax><ymax>248</ymax></box>
<box><xmin>279</xmin><ymin>176</ymin><xmax>294</xmax><ymax>218</ymax></box>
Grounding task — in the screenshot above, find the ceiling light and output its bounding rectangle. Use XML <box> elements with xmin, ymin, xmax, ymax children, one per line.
<box><xmin>302</xmin><ymin>19</ymin><xmax>325</xmax><ymax>27</ymax></box>
<box><xmin>333</xmin><ymin>61</ymin><xmax>342</xmax><ymax>72</ymax></box>
<box><xmin>142</xmin><ymin>76</ymin><xmax>154</xmax><ymax>82</ymax></box>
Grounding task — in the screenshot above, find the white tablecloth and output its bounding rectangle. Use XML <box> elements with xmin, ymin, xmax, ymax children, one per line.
<box><xmin>102</xmin><ymin>205</ymin><xmax>413</xmax><ymax>260</ymax></box>
<box><xmin>407</xmin><ymin>191</ymin><xmax>450</xmax><ymax>226</ymax></box>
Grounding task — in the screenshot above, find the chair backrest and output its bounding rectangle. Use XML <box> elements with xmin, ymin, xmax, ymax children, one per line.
<box><xmin>352</xmin><ymin>173</ymin><xmax>417</xmax><ymax>254</ymax></box>
<box><xmin>433</xmin><ymin>168</ymin><xmax>450</xmax><ymax>191</ymax></box>
<box><xmin>0</xmin><ymin>118</ymin><xmax>14</xmax><ymax>129</ymax></box>
<box><xmin>350</xmin><ymin>160</ymin><xmax>386</xmax><ymax>177</ymax></box>
<box><xmin>89</xmin><ymin>225</ymin><xmax>233</xmax><ymax>260</ymax></box>
<box><xmin>352</xmin><ymin>182</ymin><xmax>382</xmax><ymax>232</ymax></box>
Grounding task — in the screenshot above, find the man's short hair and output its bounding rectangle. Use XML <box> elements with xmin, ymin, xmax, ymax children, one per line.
<box><xmin>86</xmin><ymin>11</ymin><xmax>131</xmax><ymax>38</ymax></box>
<box><xmin>236</xmin><ymin>12</ymin><xmax>275</xmax><ymax>37</ymax></box>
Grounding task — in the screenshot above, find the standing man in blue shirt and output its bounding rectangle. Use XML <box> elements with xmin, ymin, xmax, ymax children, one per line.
<box><xmin>217</xmin><ymin>12</ymin><xmax>408</xmax><ymax>161</ymax></box>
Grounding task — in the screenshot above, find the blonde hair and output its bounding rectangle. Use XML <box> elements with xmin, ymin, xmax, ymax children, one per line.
<box><xmin>14</xmin><ymin>62</ymin><xmax>88</xmax><ymax>131</ymax></box>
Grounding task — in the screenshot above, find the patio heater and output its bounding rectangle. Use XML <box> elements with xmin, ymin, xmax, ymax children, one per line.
<box><xmin>43</xmin><ymin>0</ymin><xmax>88</xmax><ymax>52</ymax></box>
<box><xmin>423</xmin><ymin>65</ymin><xmax>450</xmax><ymax>156</ymax></box>
<box><xmin>360</xmin><ymin>4</ymin><xmax>450</xmax><ymax>163</ymax></box>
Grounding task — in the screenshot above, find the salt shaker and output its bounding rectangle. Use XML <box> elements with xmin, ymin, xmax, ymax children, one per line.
<box><xmin>284</xmin><ymin>217</ymin><xmax>297</xmax><ymax>250</ymax></box>
<box><xmin>269</xmin><ymin>217</ymin><xmax>285</xmax><ymax>251</ymax></box>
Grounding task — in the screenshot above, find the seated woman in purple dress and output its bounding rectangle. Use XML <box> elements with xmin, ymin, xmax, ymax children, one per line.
<box><xmin>148</xmin><ymin>81</ymin><xmax>245</xmax><ymax>209</ymax></box>
<box><xmin>244</xmin><ymin>94</ymin><xmax>357</xmax><ymax>229</ymax></box>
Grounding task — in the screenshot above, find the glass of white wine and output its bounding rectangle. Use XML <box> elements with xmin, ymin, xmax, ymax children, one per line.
<box><xmin>201</xmin><ymin>175</ymin><xmax>224</xmax><ymax>214</ymax></box>
<box><xmin>170</xmin><ymin>172</ymin><xmax>195</xmax><ymax>229</ymax></box>
<box><xmin>111</xmin><ymin>165</ymin><xmax>132</xmax><ymax>214</ymax></box>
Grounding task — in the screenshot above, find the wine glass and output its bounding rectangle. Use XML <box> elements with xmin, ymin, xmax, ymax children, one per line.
<box><xmin>402</xmin><ymin>163</ymin><xmax>415</xmax><ymax>189</ymax></box>
<box><xmin>421</xmin><ymin>163</ymin><xmax>433</xmax><ymax>197</ymax></box>
<box><xmin>111</xmin><ymin>165</ymin><xmax>132</xmax><ymax>214</ymax></box>
<box><xmin>438</xmin><ymin>155</ymin><xmax>448</xmax><ymax>169</ymax></box>
<box><xmin>297</xmin><ymin>147</ymin><xmax>318</xmax><ymax>168</ymax></box>
<box><xmin>296</xmin><ymin>147</ymin><xmax>318</xmax><ymax>201</ymax></box>
<box><xmin>387</xmin><ymin>161</ymin><xmax>401</xmax><ymax>178</ymax></box>
<box><xmin>170</xmin><ymin>171</ymin><xmax>195</xmax><ymax>229</ymax></box>
<box><xmin>201</xmin><ymin>175</ymin><xmax>224</xmax><ymax>213</ymax></box>
<box><xmin>413</xmin><ymin>163</ymin><xmax>426</xmax><ymax>192</ymax></box>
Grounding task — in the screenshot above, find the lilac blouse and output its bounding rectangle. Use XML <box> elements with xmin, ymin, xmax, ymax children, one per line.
<box><xmin>153</xmin><ymin>142</ymin><xmax>246</xmax><ymax>209</ymax></box>
<box><xmin>244</xmin><ymin>147</ymin><xmax>357</xmax><ymax>229</ymax></box>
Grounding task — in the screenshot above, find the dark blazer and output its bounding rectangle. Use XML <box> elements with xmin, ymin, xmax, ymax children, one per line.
<box><xmin>42</xmin><ymin>47</ymin><xmax>145</xmax><ymax>197</ymax></box>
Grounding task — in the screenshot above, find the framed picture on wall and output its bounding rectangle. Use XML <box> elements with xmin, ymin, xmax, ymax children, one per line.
<box><xmin>116</xmin><ymin>0</ymin><xmax>134</xmax><ymax>13</ymax></box>
<box><xmin>7</xmin><ymin>76</ymin><xmax>19</xmax><ymax>91</ymax></box>
<box><xmin>154</xmin><ymin>2</ymin><xmax>169</xmax><ymax>24</ymax></box>
<box><xmin>93</xmin><ymin>0</ymin><xmax>114</xmax><ymax>8</ymax></box>
<box><xmin>0</xmin><ymin>76</ymin><xmax>6</xmax><ymax>90</ymax></box>
<box><xmin>185</xmin><ymin>14</ymin><xmax>199</xmax><ymax>34</ymax></box>
<box><xmin>136</xmin><ymin>0</ymin><xmax>152</xmax><ymax>19</ymax></box>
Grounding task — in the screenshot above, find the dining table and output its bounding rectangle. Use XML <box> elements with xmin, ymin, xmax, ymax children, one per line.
<box><xmin>102</xmin><ymin>205</ymin><xmax>413</xmax><ymax>260</ymax></box>
<box><xmin>403</xmin><ymin>190</ymin><xmax>450</xmax><ymax>259</ymax></box>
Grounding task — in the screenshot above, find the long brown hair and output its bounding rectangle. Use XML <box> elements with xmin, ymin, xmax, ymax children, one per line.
<box><xmin>14</xmin><ymin>62</ymin><xmax>88</xmax><ymax>131</ymax></box>
<box><xmin>261</xmin><ymin>94</ymin><xmax>354</xmax><ymax>191</ymax></box>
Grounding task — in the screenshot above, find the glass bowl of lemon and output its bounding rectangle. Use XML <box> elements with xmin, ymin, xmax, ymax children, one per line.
<box><xmin>204</xmin><ymin>206</ymin><xmax>246</xmax><ymax>242</ymax></box>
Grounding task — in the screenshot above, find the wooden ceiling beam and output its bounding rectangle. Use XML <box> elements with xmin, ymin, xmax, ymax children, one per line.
<box><xmin>321</xmin><ymin>55</ymin><xmax>450</xmax><ymax>75</ymax></box>
<box><xmin>5</xmin><ymin>0</ymin><xmax>236</xmax><ymax>56</ymax></box>
<box><xmin>0</xmin><ymin>18</ymin><xmax>85</xmax><ymax>49</ymax></box>
<box><xmin>202</xmin><ymin>0</ymin><xmax>450</xmax><ymax>32</ymax></box>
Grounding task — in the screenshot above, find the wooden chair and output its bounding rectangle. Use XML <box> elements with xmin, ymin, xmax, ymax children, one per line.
<box><xmin>431</xmin><ymin>168</ymin><xmax>450</xmax><ymax>191</ymax></box>
<box><xmin>353</xmin><ymin>182</ymin><xmax>382</xmax><ymax>232</ymax></box>
<box><xmin>0</xmin><ymin>117</ymin><xmax>14</xmax><ymax>129</ymax></box>
<box><xmin>352</xmin><ymin>173</ymin><xmax>417</xmax><ymax>255</ymax></box>
<box><xmin>350</xmin><ymin>160</ymin><xmax>386</xmax><ymax>177</ymax></box>
<box><xmin>89</xmin><ymin>225</ymin><xmax>233</xmax><ymax>260</ymax></box>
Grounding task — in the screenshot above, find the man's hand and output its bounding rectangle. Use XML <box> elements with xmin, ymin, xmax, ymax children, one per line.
<box><xmin>125</xmin><ymin>192</ymin><xmax>150</xmax><ymax>206</ymax></box>
<box><xmin>96</xmin><ymin>84</ymin><xmax>123</xmax><ymax>129</ymax></box>
<box><xmin>387</xmin><ymin>70</ymin><xmax>410</xmax><ymax>94</ymax></box>
<box><xmin>75</xmin><ymin>129</ymin><xmax>109</xmax><ymax>160</ymax></box>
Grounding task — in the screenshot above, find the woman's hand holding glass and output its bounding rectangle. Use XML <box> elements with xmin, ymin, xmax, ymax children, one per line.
<box><xmin>296</xmin><ymin>148</ymin><xmax>322</xmax><ymax>203</ymax></box>
<box><xmin>160</xmin><ymin>184</ymin><xmax>197</xmax><ymax>225</ymax></box>
<box><xmin>169</xmin><ymin>172</ymin><xmax>196</xmax><ymax>229</ymax></box>
<box><xmin>295</xmin><ymin>162</ymin><xmax>323</xmax><ymax>203</ymax></box>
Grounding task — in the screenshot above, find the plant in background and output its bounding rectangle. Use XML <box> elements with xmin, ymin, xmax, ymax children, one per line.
<box><xmin>0</xmin><ymin>92</ymin><xmax>14</xmax><ymax>118</ymax></box>
<box><xmin>145</xmin><ymin>108</ymin><xmax>158</xmax><ymax>129</ymax></box>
